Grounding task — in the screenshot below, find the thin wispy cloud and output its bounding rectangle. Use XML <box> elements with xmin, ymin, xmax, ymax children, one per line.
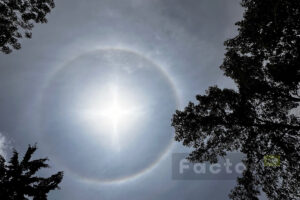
<box><xmin>0</xmin><ymin>132</ymin><xmax>7</xmax><ymax>158</ymax></box>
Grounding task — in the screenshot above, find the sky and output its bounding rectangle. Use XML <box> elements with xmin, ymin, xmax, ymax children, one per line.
<box><xmin>0</xmin><ymin>0</ymin><xmax>246</xmax><ymax>199</ymax></box>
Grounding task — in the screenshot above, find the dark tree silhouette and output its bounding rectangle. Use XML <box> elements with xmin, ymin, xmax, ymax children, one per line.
<box><xmin>0</xmin><ymin>0</ymin><xmax>55</xmax><ymax>54</ymax></box>
<box><xmin>0</xmin><ymin>144</ymin><xmax>63</xmax><ymax>200</ymax></box>
<box><xmin>172</xmin><ymin>0</ymin><xmax>300</xmax><ymax>199</ymax></box>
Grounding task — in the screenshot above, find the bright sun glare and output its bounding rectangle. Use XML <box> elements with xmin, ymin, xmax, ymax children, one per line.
<box><xmin>80</xmin><ymin>84</ymin><xmax>144</xmax><ymax>151</ymax></box>
<box><xmin>89</xmin><ymin>86</ymin><xmax>135</xmax><ymax>130</ymax></box>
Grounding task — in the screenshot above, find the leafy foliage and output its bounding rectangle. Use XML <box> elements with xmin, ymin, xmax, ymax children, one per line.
<box><xmin>172</xmin><ymin>0</ymin><xmax>300</xmax><ymax>199</ymax></box>
<box><xmin>0</xmin><ymin>0</ymin><xmax>55</xmax><ymax>54</ymax></box>
<box><xmin>0</xmin><ymin>144</ymin><xmax>63</xmax><ymax>200</ymax></box>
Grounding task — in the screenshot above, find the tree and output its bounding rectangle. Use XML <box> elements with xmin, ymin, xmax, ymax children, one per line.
<box><xmin>0</xmin><ymin>0</ymin><xmax>55</xmax><ymax>54</ymax></box>
<box><xmin>172</xmin><ymin>0</ymin><xmax>300</xmax><ymax>199</ymax></box>
<box><xmin>0</xmin><ymin>144</ymin><xmax>63</xmax><ymax>200</ymax></box>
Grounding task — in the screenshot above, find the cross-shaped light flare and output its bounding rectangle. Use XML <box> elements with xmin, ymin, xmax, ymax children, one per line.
<box><xmin>80</xmin><ymin>85</ymin><xmax>142</xmax><ymax>151</ymax></box>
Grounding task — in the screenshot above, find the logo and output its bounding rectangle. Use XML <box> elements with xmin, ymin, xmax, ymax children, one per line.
<box><xmin>264</xmin><ymin>155</ymin><xmax>280</xmax><ymax>167</ymax></box>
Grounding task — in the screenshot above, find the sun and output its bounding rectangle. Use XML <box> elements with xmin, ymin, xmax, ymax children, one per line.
<box><xmin>90</xmin><ymin>85</ymin><xmax>136</xmax><ymax>131</ymax></box>
<box><xmin>79</xmin><ymin>84</ymin><xmax>144</xmax><ymax>150</ymax></box>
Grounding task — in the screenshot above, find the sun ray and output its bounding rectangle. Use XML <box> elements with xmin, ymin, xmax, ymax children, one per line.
<box><xmin>80</xmin><ymin>84</ymin><xmax>143</xmax><ymax>150</ymax></box>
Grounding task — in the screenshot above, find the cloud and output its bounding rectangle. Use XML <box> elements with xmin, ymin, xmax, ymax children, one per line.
<box><xmin>0</xmin><ymin>132</ymin><xmax>7</xmax><ymax>158</ymax></box>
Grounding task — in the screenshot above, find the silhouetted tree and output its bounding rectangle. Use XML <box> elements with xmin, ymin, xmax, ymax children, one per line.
<box><xmin>0</xmin><ymin>0</ymin><xmax>55</xmax><ymax>54</ymax></box>
<box><xmin>172</xmin><ymin>0</ymin><xmax>300</xmax><ymax>199</ymax></box>
<box><xmin>0</xmin><ymin>144</ymin><xmax>63</xmax><ymax>200</ymax></box>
